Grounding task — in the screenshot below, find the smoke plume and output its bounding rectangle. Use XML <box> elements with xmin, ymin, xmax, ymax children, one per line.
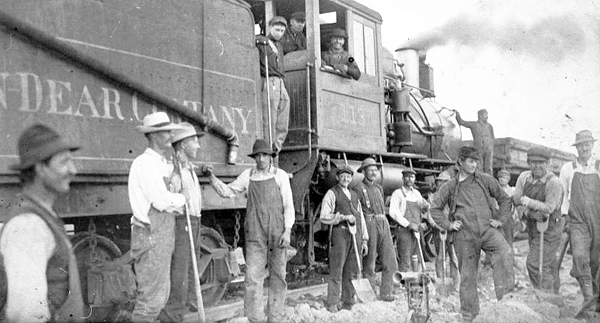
<box><xmin>400</xmin><ymin>14</ymin><xmax>586</xmax><ymax>62</ymax></box>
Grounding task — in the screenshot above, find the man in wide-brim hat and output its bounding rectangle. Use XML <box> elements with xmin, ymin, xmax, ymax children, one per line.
<box><xmin>1</xmin><ymin>124</ymin><xmax>84</xmax><ymax>322</ymax></box>
<box><xmin>321</xmin><ymin>28</ymin><xmax>361</xmax><ymax>80</ymax></box>
<box><xmin>163</xmin><ymin>122</ymin><xmax>207</xmax><ymax>316</ymax></box>
<box><xmin>128</xmin><ymin>111</ymin><xmax>187</xmax><ymax>322</ymax></box>
<box><xmin>208</xmin><ymin>139</ymin><xmax>294</xmax><ymax>323</ymax></box>
<box><xmin>354</xmin><ymin>158</ymin><xmax>398</xmax><ymax>302</ymax></box>
<box><xmin>560</xmin><ymin>130</ymin><xmax>600</xmax><ymax>312</ymax></box>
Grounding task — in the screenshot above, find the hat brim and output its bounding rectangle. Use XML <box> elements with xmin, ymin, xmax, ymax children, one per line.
<box><xmin>572</xmin><ymin>139</ymin><xmax>597</xmax><ymax>146</ymax></box>
<box><xmin>171</xmin><ymin>133</ymin><xmax>205</xmax><ymax>144</ymax></box>
<box><xmin>248</xmin><ymin>150</ymin><xmax>276</xmax><ymax>158</ymax></box>
<box><xmin>136</xmin><ymin>123</ymin><xmax>182</xmax><ymax>134</ymax></box>
<box><xmin>527</xmin><ymin>156</ymin><xmax>549</xmax><ymax>162</ymax></box>
<box><xmin>10</xmin><ymin>143</ymin><xmax>80</xmax><ymax>171</ymax></box>
<box><xmin>357</xmin><ymin>163</ymin><xmax>382</xmax><ymax>173</ymax></box>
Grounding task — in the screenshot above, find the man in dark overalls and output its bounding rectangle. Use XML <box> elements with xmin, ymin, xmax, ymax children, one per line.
<box><xmin>389</xmin><ymin>169</ymin><xmax>431</xmax><ymax>272</ymax></box>
<box><xmin>560</xmin><ymin>130</ymin><xmax>600</xmax><ymax>309</ymax></box>
<box><xmin>513</xmin><ymin>147</ymin><xmax>563</xmax><ymax>291</ymax></box>
<box><xmin>320</xmin><ymin>165</ymin><xmax>368</xmax><ymax>312</ymax></box>
<box><xmin>208</xmin><ymin>139</ymin><xmax>294</xmax><ymax>323</ymax></box>
<box><xmin>354</xmin><ymin>158</ymin><xmax>398</xmax><ymax>302</ymax></box>
<box><xmin>430</xmin><ymin>146</ymin><xmax>514</xmax><ymax>322</ymax></box>
<box><xmin>0</xmin><ymin>124</ymin><xmax>84</xmax><ymax>322</ymax></box>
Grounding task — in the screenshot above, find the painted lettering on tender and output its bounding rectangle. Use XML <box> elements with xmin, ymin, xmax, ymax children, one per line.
<box><xmin>2</xmin><ymin>71</ymin><xmax>253</xmax><ymax>135</ymax></box>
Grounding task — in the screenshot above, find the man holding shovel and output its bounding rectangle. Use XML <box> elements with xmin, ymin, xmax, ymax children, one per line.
<box><xmin>512</xmin><ymin>147</ymin><xmax>563</xmax><ymax>291</ymax></box>
<box><xmin>320</xmin><ymin>165</ymin><xmax>370</xmax><ymax>313</ymax></box>
<box><xmin>430</xmin><ymin>146</ymin><xmax>514</xmax><ymax>323</ymax></box>
<box><xmin>163</xmin><ymin>122</ymin><xmax>207</xmax><ymax>321</ymax></box>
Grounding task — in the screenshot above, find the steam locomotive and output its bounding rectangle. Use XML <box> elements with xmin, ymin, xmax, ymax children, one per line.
<box><xmin>0</xmin><ymin>0</ymin><xmax>464</xmax><ymax>319</ymax></box>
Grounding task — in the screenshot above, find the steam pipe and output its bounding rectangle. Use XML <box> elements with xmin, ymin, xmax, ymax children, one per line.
<box><xmin>0</xmin><ymin>9</ymin><xmax>239</xmax><ymax>164</ymax></box>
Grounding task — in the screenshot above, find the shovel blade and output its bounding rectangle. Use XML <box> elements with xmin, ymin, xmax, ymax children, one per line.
<box><xmin>351</xmin><ymin>278</ymin><xmax>378</xmax><ymax>303</ymax></box>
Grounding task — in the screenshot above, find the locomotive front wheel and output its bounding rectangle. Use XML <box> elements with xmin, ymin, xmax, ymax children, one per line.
<box><xmin>196</xmin><ymin>226</ymin><xmax>230</xmax><ymax>308</ymax></box>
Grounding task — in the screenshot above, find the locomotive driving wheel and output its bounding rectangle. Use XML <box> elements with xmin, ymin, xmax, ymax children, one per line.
<box><xmin>196</xmin><ymin>226</ymin><xmax>231</xmax><ymax>308</ymax></box>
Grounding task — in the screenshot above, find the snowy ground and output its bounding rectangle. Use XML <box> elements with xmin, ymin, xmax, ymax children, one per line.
<box><xmin>225</xmin><ymin>238</ymin><xmax>597</xmax><ymax>323</ymax></box>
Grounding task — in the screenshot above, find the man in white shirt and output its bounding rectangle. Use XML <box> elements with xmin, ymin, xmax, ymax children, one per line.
<box><xmin>559</xmin><ymin>130</ymin><xmax>600</xmax><ymax>308</ymax></box>
<box><xmin>208</xmin><ymin>139</ymin><xmax>294</xmax><ymax>323</ymax></box>
<box><xmin>0</xmin><ymin>124</ymin><xmax>83</xmax><ymax>322</ymax></box>
<box><xmin>128</xmin><ymin>112</ymin><xmax>185</xmax><ymax>322</ymax></box>
<box><xmin>389</xmin><ymin>169</ymin><xmax>431</xmax><ymax>272</ymax></box>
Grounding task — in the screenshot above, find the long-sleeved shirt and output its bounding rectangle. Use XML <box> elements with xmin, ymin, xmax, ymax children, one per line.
<box><xmin>321</xmin><ymin>48</ymin><xmax>361</xmax><ymax>80</ymax></box>
<box><xmin>171</xmin><ymin>161</ymin><xmax>202</xmax><ymax>217</ymax></box>
<box><xmin>355</xmin><ymin>180</ymin><xmax>386</xmax><ymax>215</ymax></box>
<box><xmin>455</xmin><ymin>112</ymin><xmax>494</xmax><ymax>151</ymax></box>
<box><xmin>281</xmin><ymin>29</ymin><xmax>306</xmax><ymax>54</ymax></box>
<box><xmin>257</xmin><ymin>35</ymin><xmax>285</xmax><ymax>78</ymax></box>
<box><xmin>513</xmin><ymin>170</ymin><xmax>563</xmax><ymax>215</ymax></box>
<box><xmin>211</xmin><ymin>166</ymin><xmax>295</xmax><ymax>228</ymax></box>
<box><xmin>320</xmin><ymin>186</ymin><xmax>369</xmax><ymax>241</ymax></box>
<box><xmin>430</xmin><ymin>172</ymin><xmax>511</xmax><ymax>233</ymax></box>
<box><xmin>559</xmin><ymin>157</ymin><xmax>600</xmax><ymax>215</ymax></box>
<box><xmin>128</xmin><ymin>148</ymin><xmax>186</xmax><ymax>225</ymax></box>
<box><xmin>389</xmin><ymin>186</ymin><xmax>429</xmax><ymax>227</ymax></box>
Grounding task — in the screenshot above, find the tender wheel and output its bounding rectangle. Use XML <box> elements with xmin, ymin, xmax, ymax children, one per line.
<box><xmin>195</xmin><ymin>226</ymin><xmax>230</xmax><ymax>308</ymax></box>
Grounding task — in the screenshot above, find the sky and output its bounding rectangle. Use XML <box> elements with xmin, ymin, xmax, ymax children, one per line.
<box><xmin>356</xmin><ymin>0</ymin><xmax>600</xmax><ymax>156</ymax></box>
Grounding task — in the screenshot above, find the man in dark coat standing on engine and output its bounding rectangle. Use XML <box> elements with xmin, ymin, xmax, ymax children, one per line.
<box><xmin>280</xmin><ymin>11</ymin><xmax>306</xmax><ymax>54</ymax></box>
<box><xmin>560</xmin><ymin>130</ymin><xmax>600</xmax><ymax>308</ymax></box>
<box><xmin>430</xmin><ymin>146</ymin><xmax>514</xmax><ymax>323</ymax></box>
<box><xmin>208</xmin><ymin>139</ymin><xmax>294</xmax><ymax>323</ymax></box>
<box><xmin>256</xmin><ymin>16</ymin><xmax>291</xmax><ymax>154</ymax></box>
<box><xmin>0</xmin><ymin>124</ymin><xmax>84</xmax><ymax>322</ymax></box>
<box><xmin>512</xmin><ymin>147</ymin><xmax>563</xmax><ymax>291</ymax></box>
<box><xmin>354</xmin><ymin>158</ymin><xmax>398</xmax><ymax>302</ymax></box>
<box><xmin>320</xmin><ymin>165</ymin><xmax>369</xmax><ymax>313</ymax></box>
<box><xmin>454</xmin><ymin>109</ymin><xmax>495</xmax><ymax>175</ymax></box>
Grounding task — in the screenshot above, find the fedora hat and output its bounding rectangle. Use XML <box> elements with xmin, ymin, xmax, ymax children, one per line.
<box><xmin>329</xmin><ymin>28</ymin><xmax>347</xmax><ymax>39</ymax></box>
<box><xmin>136</xmin><ymin>112</ymin><xmax>182</xmax><ymax>134</ymax></box>
<box><xmin>572</xmin><ymin>130</ymin><xmax>597</xmax><ymax>146</ymax></box>
<box><xmin>171</xmin><ymin>122</ymin><xmax>204</xmax><ymax>144</ymax></box>
<box><xmin>11</xmin><ymin>124</ymin><xmax>80</xmax><ymax>171</ymax></box>
<box><xmin>248</xmin><ymin>139</ymin><xmax>275</xmax><ymax>158</ymax></box>
<box><xmin>357</xmin><ymin>157</ymin><xmax>381</xmax><ymax>173</ymax></box>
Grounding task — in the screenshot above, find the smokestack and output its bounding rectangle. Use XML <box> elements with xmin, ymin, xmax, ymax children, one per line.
<box><xmin>395</xmin><ymin>48</ymin><xmax>420</xmax><ymax>89</ymax></box>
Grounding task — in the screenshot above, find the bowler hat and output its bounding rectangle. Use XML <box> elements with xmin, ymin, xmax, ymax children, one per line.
<box><xmin>290</xmin><ymin>11</ymin><xmax>305</xmax><ymax>22</ymax></box>
<box><xmin>436</xmin><ymin>171</ymin><xmax>451</xmax><ymax>181</ymax></box>
<box><xmin>458</xmin><ymin>146</ymin><xmax>480</xmax><ymax>160</ymax></box>
<box><xmin>248</xmin><ymin>139</ymin><xmax>276</xmax><ymax>158</ymax></box>
<box><xmin>136</xmin><ymin>112</ymin><xmax>182</xmax><ymax>134</ymax></box>
<box><xmin>527</xmin><ymin>147</ymin><xmax>551</xmax><ymax>162</ymax></box>
<box><xmin>402</xmin><ymin>168</ymin><xmax>416</xmax><ymax>176</ymax></box>
<box><xmin>328</xmin><ymin>28</ymin><xmax>347</xmax><ymax>39</ymax></box>
<box><xmin>336</xmin><ymin>165</ymin><xmax>354</xmax><ymax>176</ymax></box>
<box><xmin>269</xmin><ymin>16</ymin><xmax>287</xmax><ymax>27</ymax></box>
<box><xmin>572</xmin><ymin>130</ymin><xmax>597</xmax><ymax>146</ymax></box>
<box><xmin>171</xmin><ymin>122</ymin><xmax>204</xmax><ymax>144</ymax></box>
<box><xmin>357</xmin><ymin>157</ymin><xmax>381</xmax><ymax>173</ymax></box>
<box><xmin>11</xmin><ymin>124</ymin><xmax>80</xmax><ymax>171</ymax></box>
<box><xmin>497</xmin><ymin>169</ymin><xmax>511</xmax><ymax>178</ymax></box>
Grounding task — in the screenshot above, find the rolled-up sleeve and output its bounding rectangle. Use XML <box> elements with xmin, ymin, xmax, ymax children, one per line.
<box><xmin>320</xmin><ymin>190</ymin><xmax>343</xmax><ymax>225</ymax></box>
<box><xmin>389</xmin><ymin>189</ymin><xmax>410</xmax><ymax>227</ymax></box>
<box><xmin>210</xmin><ymin>169</ymin><xmax>250</xmax><ymax>198</ymax></box>
<box><xmin>524</xmin><ymin>176</ymin><xmax>563</xmax><ymax>214</ymax></box>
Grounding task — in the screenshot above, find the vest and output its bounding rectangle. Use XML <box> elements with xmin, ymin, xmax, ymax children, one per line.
<box><xmin>331</xmin><ymin>185</ymin><xmax>363</xmax><ymax>230</ymax></box>
<box><xmin>0</xmin><ymin>193</ymin><xmax>82</xmax><ymax>321</ymax></box>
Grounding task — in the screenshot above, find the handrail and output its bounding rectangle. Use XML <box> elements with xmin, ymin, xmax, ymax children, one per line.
<box><xmin>0</xmin><ymin>9</ymin><xmax>239</xmax><ymax>164</ymax></box>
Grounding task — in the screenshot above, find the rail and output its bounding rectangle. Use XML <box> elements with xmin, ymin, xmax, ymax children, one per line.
<box><xmin>0</xmin><ymin>9</ymin><xmax>239</xmax><ymax>164</ymax></box>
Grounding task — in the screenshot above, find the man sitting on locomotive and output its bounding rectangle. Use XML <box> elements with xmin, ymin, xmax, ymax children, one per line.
<box><xmin>321</xmin><ymin>28</ymin><xmax>361</xmax><ymax>80</ymax></box>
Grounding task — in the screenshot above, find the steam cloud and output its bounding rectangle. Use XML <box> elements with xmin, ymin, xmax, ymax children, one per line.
<box><xmin>400</xmin><ymin>14</ymin><xmax>586</xmax><ymax>62</ymax></box>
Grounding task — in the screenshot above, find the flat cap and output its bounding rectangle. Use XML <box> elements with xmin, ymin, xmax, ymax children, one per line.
<box><xmin>402</xmin><ymin>168</ymin><xmax>416</xmax><ymax>176</ymax></box>
<box><xmin>269</xmin><ymin>16</ymin><xmax>287</xmax><ymax>27</ymax></box>
<box><xmin>458</xmin><ymin>146</ymin><xmax>480</xmax><ymax>160</ymax></box>
<box><xmin>497</xmin><ymin>169</ymin><xmax>510</xmax><ymax>178</ymax></box>
<box><xmin>290</xmin><ymin>11</ymin><xmax>305</xmax><ymax>21</ymax></box>
<box><xmin>527</xmin><ymin>147</ymin><xmax>551</xmax><ymax>162</ymax></box>
<box><xmin>337</xmin><ymin>165</ymin><xmax>354</xmax><ymax>176</ymax></box>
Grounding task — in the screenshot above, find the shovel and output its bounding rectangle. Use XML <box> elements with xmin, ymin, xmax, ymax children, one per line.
<box><xmin>414</xmin><ymin>231</ymin><xmax>437</xmax><ymax>295</ymax></box>
<box><xmin>537</xmin><ymin>218</ymin><xmax>549</xmax><ymax>289</ymax></box>
<box><xmin>437</xmin><ymin>230</ymin><xmax>454</xmax><ymax>295</ymax></box>
<box><xmin>349</xmin><ymin>223</ymin><xmax>378</xmax><ymax>303</ymax></box>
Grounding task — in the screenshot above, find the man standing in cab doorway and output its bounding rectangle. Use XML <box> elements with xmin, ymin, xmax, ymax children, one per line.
<box><xmin>354</xmin><ymin>158</ymin><xmax>398</xmax><ymax>302</ymax></box>
<box><xmin>454</xmin><ymin>109</ymin><xmax>495</xmax><ymax>175</ymax></box>
<box><xmin>0</xmin><ymin>124</ymin><xmax>84</xmax><ymax>322</ymax></box>
<box><xmin>208</xmin><ymin>139</ymin><xmax>294</xmax><ymax>323</ymax></box>
<box><xmin>281</xmin><ymin>11</ymin><xmax>306</xmax><ymax>54</ymax></box>
<box><xmin>256</xmin><ymin>16</ymin><xmax>291</xmax><ymax>155</ymax></box>
<box><xmin>512</xmin><ymin>147</ymin><xmax>563</xmax><ymax>291</ymax></box>
<box><xmin>560</xmin><ymin>130</ymin><xmax>600</xmax><ymax>312</ymax></box>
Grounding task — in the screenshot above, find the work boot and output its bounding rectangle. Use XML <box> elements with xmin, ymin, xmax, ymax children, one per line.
<box><xmin>578</xmin><ymin>278</ymin><xmax>594</xmax><ymax>303</ymax></box>
<box><xmin>380</xmin><ymin>294</ymin><xmax>396</xmax><ymax>302</ymax></box>
<box><xmin>461</xmin><ymin>312</ymin><xmax>475</xmax><ymax>322</ymax></box>
<box><xmin>340</xmin><ymin>302</ymin><xmax>354</xmax><ymax>311</ymax></box>
<box><xmin>326</xmin><ymin>304</ymin><xmax>339</xmax><ymax>313</ymax></box>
